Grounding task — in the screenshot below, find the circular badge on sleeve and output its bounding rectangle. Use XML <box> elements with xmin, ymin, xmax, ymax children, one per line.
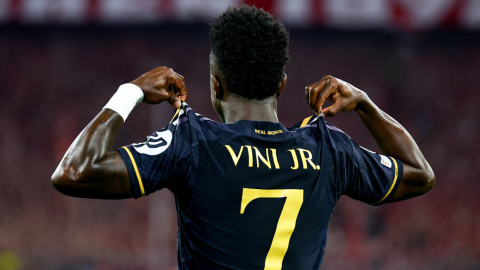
<box><xmin>132</xmin><ymin>130</ymin><xmax>173</xmax><ymax>156</ymax></box>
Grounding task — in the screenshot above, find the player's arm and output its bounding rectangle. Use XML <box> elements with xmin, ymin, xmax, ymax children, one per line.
<box><xmin>306</xmin><ymin>76</ymin><xmax>435</xmax><ymax>203</ymax></box>
<box><xmin>51</xmin><ymin>67</ymin><xmax>187</xmax><ymax>199</ymax></box>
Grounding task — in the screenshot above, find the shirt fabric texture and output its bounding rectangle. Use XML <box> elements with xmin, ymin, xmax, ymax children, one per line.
<box><xmin>117</xmin><ymin>102</ymin><xmax>403</xmax><ymax>270</ymax></box>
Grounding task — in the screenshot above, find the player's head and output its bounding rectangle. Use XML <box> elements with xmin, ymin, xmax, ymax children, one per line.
<box><xmin>209</xmin><ymin>5</ymin><xmax>290</xmax><ymax>105</ymax></box>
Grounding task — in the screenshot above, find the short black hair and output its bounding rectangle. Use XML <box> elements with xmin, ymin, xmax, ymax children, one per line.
<box><xmin>210</xmin><ymin>5</ymin><xmax>290</xmax><ymax>100</ymax></box>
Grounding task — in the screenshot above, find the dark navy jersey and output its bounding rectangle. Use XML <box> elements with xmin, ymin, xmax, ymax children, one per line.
<box><xmin>118</xmin><ymin>102</ymin><xmax>403</xmax><ymax>270</ymax></box>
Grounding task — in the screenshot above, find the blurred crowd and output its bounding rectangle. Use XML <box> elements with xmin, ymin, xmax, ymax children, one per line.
<box><xmin>0</xmin><ymin>25</ymin><xmax>479</xmax><ymax>269</ymax></box>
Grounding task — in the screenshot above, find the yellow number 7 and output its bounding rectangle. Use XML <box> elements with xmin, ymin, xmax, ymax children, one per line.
<box><xmin>240</xmin><ymin>188</ymin><xmax>304</xmax><ymax>270</ymax></box>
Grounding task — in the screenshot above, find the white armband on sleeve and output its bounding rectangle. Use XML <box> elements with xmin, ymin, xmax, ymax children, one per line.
<box><xmin>103</xmin><ymin>83</ymin><xmax>144</xmax><ymax>121</ymax></box>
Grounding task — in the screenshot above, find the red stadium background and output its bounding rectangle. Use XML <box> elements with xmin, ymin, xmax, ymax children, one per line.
<box><xmin>1</xmin><ymin>0</ymin><xmax>480</xmax><ymax>269</ymax></box>
<box><xmin>2</xmin><ymin>0</ymin><xmax>480</xmax><ymax>29</ymax></box>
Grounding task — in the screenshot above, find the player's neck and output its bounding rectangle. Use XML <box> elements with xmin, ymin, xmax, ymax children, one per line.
<box><xmin>221</xmin><ymin>93</ymin><xmax>279</xmax><ymax>124</ymax></box>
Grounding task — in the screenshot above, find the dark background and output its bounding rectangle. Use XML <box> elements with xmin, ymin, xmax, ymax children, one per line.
<box><xmin>1</xmin><ymin>23</ymin><xmax>480</xmax><ymax>269</ymax></box>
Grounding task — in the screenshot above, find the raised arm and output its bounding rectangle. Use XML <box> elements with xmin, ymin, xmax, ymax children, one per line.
<box><xmin>51</xmin><ymin>67</ymin><xmax>187</xmax><ymax>199</ymax></box>
<box><xmin>306</xmin><ymin>76</ymin><xmax>435</xmax><ymax>203</ymax></box>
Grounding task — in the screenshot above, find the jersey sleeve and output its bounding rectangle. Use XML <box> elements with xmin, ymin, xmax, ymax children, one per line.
<box><xmin>117</xmin><ymin>106</ymin><xmax>194</xmax><ymax>199</ymax></box>
<box><xmin>334</xmin><ymin>131</ymin><xmax>403</xmax><ymax>205</ymax></box>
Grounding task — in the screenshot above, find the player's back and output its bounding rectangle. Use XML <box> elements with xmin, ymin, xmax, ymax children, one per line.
<box><xmin>175</xmin><ymin>110</ymin><xmax>336</xmax><ymax>270</ymax></box>
<box><xmin>119</xmin><ymin>103</ymin><xmax>402</xmax><ymax>270</ymax></box>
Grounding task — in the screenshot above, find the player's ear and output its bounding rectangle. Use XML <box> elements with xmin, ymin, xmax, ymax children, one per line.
<box><xmin>211</xmin><ymin>74</ymin><xmax>224</xmax><ymax>100</ymax></box>
<box><xmin>276</xmin><ymin>73</ymin><xmax>287</xmax><ymax>98</ymax></box>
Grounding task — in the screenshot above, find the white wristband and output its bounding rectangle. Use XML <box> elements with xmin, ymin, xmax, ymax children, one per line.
<box><xmin>104</xmin><ymin>83</ymin><xmax>144</xmax><ymax>121</ymax></box>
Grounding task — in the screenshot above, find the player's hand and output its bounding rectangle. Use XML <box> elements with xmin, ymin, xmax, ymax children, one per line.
<box><xmin>305</xmin><ymin>75</ymin><xmax>367</xmax><ymax>117</ymax></box>
<box><xmin>130</xmin><ymin>66</ymin><xmax>187</xmax><ymax>108</ymax></box>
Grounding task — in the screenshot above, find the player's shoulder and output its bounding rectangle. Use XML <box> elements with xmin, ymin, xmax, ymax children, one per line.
<box><xmin>288</xmin><ymin>114</ymin><xmax>355</xmax><ymax>152</ymax></box>
<box><xmin>323</xmin><ymin>121</ymin><xmax>356</xmax><ymax>154</ymax></box>
<box><xmin>288</xmin><ymin>114</ymin><xmax>347</xmax><ymax>137</ymax></box>
<box><xmin>168</xmin><ymin>102</ymin><xmax>238</xmax><ymax>142</ymax></box>
<box><xmin>169</xmin><ymin>102</ymin><xmax>220</xmax><ymax>129</ymax></box>
<box><xmin>322</xmin><ymin>121</ymin><xmax>374</xmax><ymax>161</ymax></box>
<box><xmin>287</xmin><ymin>115</ymin><xmax>319</xmax><ymax>131</ymax></box>
<box><xmin>169</xmin><ymin>102</ymin><xmax>200</xmax><ymax>126</ymax></box>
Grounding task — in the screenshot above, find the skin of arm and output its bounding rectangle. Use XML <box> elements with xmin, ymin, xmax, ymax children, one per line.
<box><xmin>51</xmin><ymin>67</ymin><xmax>187</xmax><ymax>199</ymax></box>
<box><xmin>305</xmin><ymin>76</ymin><xmax>435</xmax><ymax>203</ymax></box>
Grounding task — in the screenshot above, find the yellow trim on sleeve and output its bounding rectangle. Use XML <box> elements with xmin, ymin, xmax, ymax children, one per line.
<box><xmin>371</xmin><ymin>157</ymin><xmax>398</xmax><ymax>206</ymax></box>
<box><xmin>170</xmin><ymin>108</ymin><xmax>181</xmax><ymax>124</ymax></box>
<box><xmin>300</xmin><ymin>116</ymin><xmax>313</xmax><ymax>128</ymax></box>
<box><xmin>122</xmin><ymin>146</ymin><xmax>145</xmax><ymax>196</ymax></box>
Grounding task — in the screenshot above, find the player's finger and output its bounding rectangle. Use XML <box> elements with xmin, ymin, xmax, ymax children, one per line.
<box><xmin>321</xmin><ymin>101</ymin><xmax>339</xmax><ymax>117</ymax></box>
<box><xmin>166</xmin><ymin>72</ymin><xmax>187</xmax><ymax>96</ymax></box>
<box><xmin>164</xmin><ymin>88</ymin><xmax>182</xmax><ymax>109</ymax></box>
<box><xmin>307</xmin><ymin>80</ymin><xmax>327</xmax><ymax>111</ymax></box>
<box><xmin>305</xmin><ymin>82</ymin><xmax>316</xmax><ymax>105</ymax></box>
<box><xmin>321</xmin><ymin>106</ymin><xmax>334</xmax><ymax>117</ymax></box>
<box><xmin>312</xmin><ymin>77</ymin><xmax>334</xmax><ymax>114</ymax></box>
<box><xmin>315</xmin><ymin>76</ymin><xmax>338</xmax><ymax>114</ymax></box>
<box><xmin>305</xmin><ymin>82</ymin><xmax>318</xmax><ymax>107</ymax></box>
<box><xmin>175</xmin><ymin>72</ymin><xmax>185</xmax><ymax>84</ymax></box>
<box><xmin>307</xmin><ymin>76</ymin><xmax>332</xmax><ymax>111</ymax></box>
<box><xmin>173</xmin><ymin>73</ymin><xmax>188</xmax><ymax>101</ymax></box>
